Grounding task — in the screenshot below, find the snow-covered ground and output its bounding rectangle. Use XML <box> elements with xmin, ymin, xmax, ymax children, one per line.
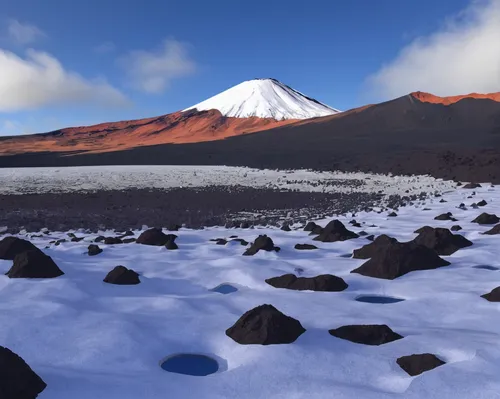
<box><xmin>1</xmin><ymin>183</ymin><xmax>500</xmax><ymax>398</ymax></box>
<box><xmin>0</xmin><ymin>165</ymin><xmax>456</xmax><ymax>195</ymax></box>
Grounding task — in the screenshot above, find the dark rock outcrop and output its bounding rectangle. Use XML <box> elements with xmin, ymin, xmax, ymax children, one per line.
<box><xmin>94</xmin><ymin>235</ymin><xmax>105</xmax><ymax>243</ymax></box>
<box><xmin>281</xmin><ymin>224</ymin><xmax>291</xmax><ymax>232</ymax></box>
<box><xmin>328</xmin><ymin>324</ymin><xmax>403</xmax><ymax>346</ymax></box>
<box><xmin>165</xmin><ymin>240</ymin><xmax>178</xmax><ymax>250</ymax></box>
<box><xmin>313</xmin><ymin>220</ymin><xmax>359</xmax><ymax>243</ymax></box>
<box><xmin>484</xmin><ymin>224</ymin><xmax>500</xmax><ymax>235</ymax></box>
<box><xmin>434</xmin><ymin>212</ymin><xmax>456</xmax><ymax>221</ymax></box>
<box><xmin>463</xmin><ymin>183</ymin><xmax>481</xmax><ymax>189</ymax></box>
<box><xmin>225</xmin><ymin>304</ymin><xmax>306</xmax><ymax>345</ymax></box>
<box><xmin>103</xmin><ymin>266</ymin><xmax>140</xmax><ymax>285</ymax></box>
<box><xmin>397</xmin><ymin>353</ymin><xmax>445</xmax><ymax>376</ymax></box>
<box><xmin>0</xmin><ymin>346</ymin><xmax>47</xmax><ymax>399</ymax></box>
<box><xmin>412</xmin><ymin>227</ymin><xmax>473</xmax><ymax>255</ymax></box>
<box><xmin>136</xmin><ymin>228</ymin><xmax>177</xmax><ymax>246</ymax></box>
<box><xmin>352</xmin><ymin>234</ymin><xmax>399</xmax><ymax>259</ymax></box>
<box><xmin>122</xmin><ymin>238</ymin><xmax>136</xmax><ymax>243</ymax></box>
<box><xmin>6</xmin><ymin>250</ymin><xmax>64</xmax><ymax>278</ymax></box>
<box><xmin>265</xmin><ymin>273</ymin><xmax>348</xmax><ymax>292</ymax></box>
<box><xmin>88</xmin><ymin>244</ymin><xmax>103</xmax><ymax>256</ymax></box>
<box><xmin>351</xmin><ymin>241</ymin><xmax>450</xmax><ymax>279</ymax></box>
<box><xmin>388</xmin><ymin>212</ymin><xmax>398</xmax><ymax>217</ymax></box>
<box><xmin>294</xmin><ymin>243</ymin><xmax>318</xmax><ymax>250</ymax></box>
<box><xmin>477</xmin><ymin>200</ymin><xmax>488</xmax><ymax>207</ymax></box>
<box><xmin>450</xmin><ymin>225</ymin><xmax>462</xmax><ymax>231</ymax></box>
<box><xmin>481</xmin><ymin>287</ymin><xmax>500</xmax><ymax>302</ymax></box>
<box><xmin>304</xmin><ymin>222</ymin><xmax>319</xmax><ymax>232</ymax></box>
<box><xmin>0</xmin><ymin>237</ymin><xmax>39</xmax><ymax>260</ymax></box>
<box><xmin>243</xmin><ymin>235</ymin><xmax>279</xmax><ymax>256</ymax></box>
<box><xmin>104</xmin><ymin>237</ymin><xmax>123</xmax><ymax>245</ymax></box>
<box><xmin>472</xmin><ymin>213</ymin><xmax>500</xmax><ymax>225</ymax></box>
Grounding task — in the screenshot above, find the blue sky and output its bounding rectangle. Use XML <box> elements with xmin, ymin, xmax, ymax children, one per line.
<box><xmin>1</xmin><ymin>0</ymin><xmax>498</xmax><ymax>135</ymax></box>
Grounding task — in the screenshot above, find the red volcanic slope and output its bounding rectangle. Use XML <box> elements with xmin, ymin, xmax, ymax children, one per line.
<box><xmin>0</xmin><ymin>109</ymin><xmax>297</xmax><ymax>155</ymax></box>
<box><xmin>411</xmin><ymin>91</ymin><xmax>500</xmax><ymax>105</ymax></box>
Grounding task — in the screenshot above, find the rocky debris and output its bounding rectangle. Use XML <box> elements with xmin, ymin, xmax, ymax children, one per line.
<box><xmin>472</xmin><ymin>213</ymin><xmax>500</xmax><ymax>225</ymax></box>
<box><xmin>388</xmin><ymin>212</ymin><xmax>398</xmax><ymax>217</ymax></box>
<box><xmin>328</xmin><ymin>324</ymin><xmax>403</xmax><ymax>346</ymax></box>
<box><xmin>0</xmin><ymin>346</ymin><xmax>47</xmax><ymax>399</ymax></box>
<box><xmin>165</xmin><ymin>239</ymin><xmax>179</xmax><ymax>250</ymax></box>
<box><xmin>434</xmin><ymin>212</ymin><xmax>457</xmax><ymax>221</ymax></box>
<box><xmin>352</xmin><ymin>234</ymin><xmax>398</xmax><ymax>259</ymax></box>
<box><xmin>477</xmin><ymin>200</ymin><xmax>488</xmax><ymax>207</ymax></box>
<box><xmin>243</xmin><ymin>235</ymin><xmax>279</xmax><ymax>256</ymax></box>
<box><xmin>6</xmin><ymin>250</ymin><xmax>64</xmax><ymax>278</ymax></box>
<box><xmin>313</xmin><ymin>220</ymin><xmax>359</xmax><ymax>243</ymax></box>
<box><xmin>122</xmin><ymin>238</ymin><xmax>136</xmax><ymax>244</ymax></box>
<box><xmin>351</xmin><ymin>241</ymin><xmax>450</xmax><ymax>279</ymax></box>
<box><xmin>450</xmin><ymin>225</ymin><xmax>462</xmax><ymax>231</ymax></box>
<box><xmin>88</xmin><ymin>244</ymin><xmax>103</xmax><ymax>256</ymax></box>
<box><xmin>103</xmin><ymin>265</ymin><xmax>140</xmax><ymax>285</ymax></box>
<box><xmin>412</xmin><ymin>227</ymin><xmax>473</xmax><ymax>255</ymax></box>
<box><xmin>104</xmin><ymin>237</ymin><xmax>123</xmax><ymax>245</ymax></box>
<box><xmin>136</xmin><ymin>228</ymin><xmax>177</xmax><ymax>246</ymax></box>
<box><xmin>294</xmin><ymin>243</ymin><xmax>318</xmax><ymax>250</ymax></box>
<box><xmin>397</xmin><ymin>354</ymin><xmax>445</xmax><ymax>376</ymax></box>
<box><xmin>0</xmin><ymin>237</ymin><xmax>40</xmax><ymax>260</ymax></box>
<box><xmin>463</xmin><ymin>183</ymin><xmax>482</xmax><ymax>189</ymax></box>
<box><xmin>225</xmin><ymin>304</ymin><xmax>306</xmax><ymax>345</ymax></box>
<box><xmin>481</xmin><ymin>287</ymin><xmax>500</xmax><ymax>302</ymax></box>
<box><xmin>265</xmin><ymin>273</ymin><xmax>348</xmax><ymax>292</ymax></box>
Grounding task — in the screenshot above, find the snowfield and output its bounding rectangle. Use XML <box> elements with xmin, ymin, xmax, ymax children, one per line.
<box><xmin>1</xmin><ymin>182</ymin><xmax>500</xmax><ymax>398</ymax></box>
<box><xmin>0</xmin><ymin>165</ymin><xmax>456</xmax><ymax>196</ymax></box>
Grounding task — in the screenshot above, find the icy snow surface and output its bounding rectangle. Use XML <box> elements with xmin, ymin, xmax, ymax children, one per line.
<box><xmin>0</xmin><ymin>165</ymin><xmax>456</xmax><ymax>196</ymax></box>
<box><xmin>2</xmin><ymin>183</ymin><xmax>500</xmax><ymax>398</ymax></box>
<box><xmin>183</xmin><ymin>78</ymin><xmax>340</xmax><ymax>119</ymax></box>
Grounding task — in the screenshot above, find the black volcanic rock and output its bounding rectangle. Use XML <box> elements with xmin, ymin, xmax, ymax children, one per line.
<box><xmin>463</xmin><ymin>183</ymin><xmax>482</xmax><ymax>189</ymax></box>
<box><xmin>103</xmin><ymin>265</ymin><xmax>140</xmax><ymax>285</ymax></box>
<box><xmin>6</xmin><ymin>250</ymin><xmax>64</xmax><ymax>278</ymax></box>
<box><xmin>265</xmin><ymin>273</ymin><xmax>348</xmax><ymax>292</ymax></box>
<box><xmin>388</xmin><ymin>212</ymin><xmax>398</xmax><ymax>217</ymax></box>
<box><xmin>351</xmin><ymin>241</ymin><xmax>450</xmax><ymax>279</ymax></box>
<box><xmin>281</xmin><ymin>224</ymin><xmax>291</xmax><ymax>232</ymax></box>
<box><xmin>0</xmin><ymin>237</ymin><xmax>40</xmax><ymax>260</ymax></box>
<box><xmin>294</xmin><ymin>243</ymin><xmax>318</xmax><ymax>250</ymax></box>
<box><xmin>328</xmin><ymin>324</ymin><xmax>403</xmax><ymax>346</ymax></box>
<box><xmin>122</xmin><ymin>238</ymin><xmax>136</xmax><ymax>243</ymax></box>
<box><xmin>477</xmin><ymin>200</ymin><xmax>488</xmax><ymax>207</ymax></box>
<box><xmin>88</xmin><ymin>244</ymin><xmax>103</xmax><ymax>256</ymax></box>
<box><xmin>136</xmin><ymin>228</ymin><xmax>177</xmax><ymax>246</ymax></box>
<box><xmin>165</xmin><ymin>240</ymin><xmax>178</xmax><ymax>250</ymax></box>
<box><xmin>412</xmin><ymin>227</ymin><xmax>473</xmax><ymax>255</ymax></box>
<box><xmin>481</xmin><ymin>287</ymin><xmax>500</xmax><ymax>302</ymax></box>
<box><xmin>365</xmin><ymin>235</ymin><xmax>375</xmax><ymax>241</ymax></box>
<box><xmin>472</xmin><ymin>213</ymin><xmax>500</xmax><ymax>225</ymax></box>
<box><xmin>450</xmin><ymin>225</ymin><xmax>462</xmax><ymax>231</ymax></box>
<box><xmin>397</xmin><ymin>354</ymin><xmax>445</xmax><ymax>376</ymax></box>
<box><xmin>483</xmin><ymin>224</ymin><xmax>500</xmax><ymax>235</ymax></box>
<box><xmin>104</xmin><ymin>237</ymin><xmax>123</xmax><ymax>245</ymax></box>
<box><xmin>225</xmin><ymin>304</ymin><xmax>305</xmax><ymax>345</ymax></box>
<box><xmin>243</xmin><ymin>235</ymin><xmax>278</xmax><ymax>256</ymax></box>
<box><xmin>313</xmin><ymin>220</ymin><xmax>359</xmax><ymax>243</ymax></box>
<box><xmin>352</xmin><ymin>234</ymin><xmax>398</xmax><ymax>259</ymax></box>
<box><xmin>414</xmin><ymin>225</ymin><xmax>434</xmax><ymax>234</ymax></box>
<box><xmin>304</xmin><ymin>222</ymin><xmax>319</xmax><ymax>232</ymax></box>
<box><xmin>0</xmin><ymin>346</ymin><xmax>47</xmax><ymax>399</ymax></box>
<box><xmin>434</xmin><ymin>212</ymin><xmax>455</xmax><ymax>221</ymax></box>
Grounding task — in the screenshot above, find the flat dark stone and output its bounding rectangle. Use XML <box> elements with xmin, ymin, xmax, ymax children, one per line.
<box><xmin>434</xmin><ymin>212</ymin><xmax>455</xmax><ymax>221</ymax></box>
<box><xmin>329</xmin><ymin>324</ymin><xmax>403</xmax><ymax>345</ymax></box>
<box><xmin>397</xmin><ymin>353</ymin><xmax>445</xmax><ymax>376</ymax></box>
<box><xmin>294</xmin><ymin>243</ymin><xmax>318</xmax><ymax>250</ymax></box>
<box><xmin>265</xmin><ymin>273</ymin><xmax>348</xmax><ymax>292</ymax></box>
<box><xmin>472</xmin><ymin>213</ymin><xmax>500</xmax><ymax>225</ymax></box>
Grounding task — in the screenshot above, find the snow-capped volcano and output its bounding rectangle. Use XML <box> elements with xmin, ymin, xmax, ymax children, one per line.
<box><xmin>183</xmin><ymin>78</ymin><xmax>340</xmax><ymax>120</ymax></box>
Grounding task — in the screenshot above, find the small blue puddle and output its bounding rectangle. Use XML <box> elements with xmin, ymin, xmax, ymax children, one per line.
<box><xmin>210</xmin><ymin>284</ymin><xmax>238</xmax><ymax>294</ymax></box>
<box><xmin>473</xmin><ymin>265</ymin><xmax>499</xmax><ymax>271</ymax></box>
<box><xmin>160</xmin><ymin>354</ymin><xmax>219</xmax><ymax>376</ymax></box>
<box><xmin>356</xmin><ymin>295</ymin><xmax>405</xmax><ymax>304</ymax></box>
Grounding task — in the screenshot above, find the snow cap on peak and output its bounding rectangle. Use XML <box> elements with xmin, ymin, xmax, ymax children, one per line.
<box><xmin>183</xmin><ymin>78</ymin><xmax>340</xmax><ymax>120</ymax></box>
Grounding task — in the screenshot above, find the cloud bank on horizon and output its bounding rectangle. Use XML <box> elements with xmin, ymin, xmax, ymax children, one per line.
<box><xmin>368</xmin><ymin>0</ymin><xmax>500</xmax><ymax>99</ymax></box>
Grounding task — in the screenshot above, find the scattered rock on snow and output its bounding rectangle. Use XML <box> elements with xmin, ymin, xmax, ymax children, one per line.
<box><xmin>0</xmin><ymin>346</ymin><xmax>47</xmax><ymax>399</ymax></box>
<box><xmin>328</xmin><ymin>324</ymin><xmax>403</xmax><ymax>346</ymax></box>
<box><xmin>450</xmin><ymin>225</ymin><xmax>462</xmax><ymax>232</ymax></box>
<box><xmin>387</xmin><ymin>212</ymin><xmax>398</xmax><ymax>217</ymax></box>
<box><xmin>472</xmin><ymin>213</ymin><xmax>500</xmax><ymax>225</ymax></box>
<box><xmin>265</xmin><ymin>273</ymin><xmax>348</xmax><ymax>292</ymax></box>
<box><xmin>477</xmin><ymin>200</ymin><xmax>488</xmax><ymax>207</ymax></box>
<box><xmin>352</xmin><ymin>234</ymin><xmax>399</xmax><ymax>259</ymax></box>
<box><xmin>294</xmin><ymin>243</ymin><xmax>318</xmax><ymax>250</ymax></box>
<box><xmin>0</xmin><ymin>237</ymin><xmax>40</xmax><ymax>260</ymax></box>
<box><xmin>397</xmin><ymin>353</ymin><xmax>445</xmax><ymax>376</ymax></box>
<box><xmin>412</xmin><ymin>227</ymin><xmax>473</xmax><ymax>255</ymax></box>
<box><xmin>88</xmin><ymin>244</ymin><xmax>103</xmax><ymax>256</ymax></box>
<box><xmin>313</xmin><ymin>220</ymin><xmax>359</xmax><ymax>243</ymax></box>
<box><xmin>463</xmin><ymin>183</ymin><xmax>482</xmax><ymax>189</ymax></box>
<box><xmin>243</xmin><ymin>235</ymin><xmax>279</xmax><ymax>256</ymax></box>
<box><xmin>104</xmin><ymin>237</ymin><xmax>123</xmax><ymax>245</ymax></box>
<box><xmin>481</xmin><ymin>287</ymin><xmax>500</xmax><ymax>302</ymax></box>
<box><xmin>6</xmin><ymin>250</ymin><xmax>64</xmax><ymax>278</ymax></box>
<box><xmin>136</xmin><ymin>228</ymin><xmax>177</xmax><ymax>246</ymax></box>
<box><xmin>165</xmin><ymin>240</ymin><xmax>179</xmax><ymax>250</ymax></box>
<box><xmin>103</xmin><ymin>265</ymin><xmax>140</xmax><ymax>285</ymax></box>
<box><xmin>434</xmin><ymin>212</ymin><xmax>456</xmax><ymax>221</ymax></box>
<box><xmin>225</xmin><ymin>304</ymin><xmax>306</xmax><ymax>345</ymax></box>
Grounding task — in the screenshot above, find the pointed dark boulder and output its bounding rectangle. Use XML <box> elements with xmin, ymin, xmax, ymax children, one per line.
<box><xmin>103</xmin><ymin>266</ymin><xmax>140</xmax><ymax>285</ymax></box>
<box><xmin>484</xmin><ymin>224</ymin><xmax>500</xmax><ymax>235</ymax></box>
<box><xmin>477</xmin><ymin>200</ymin><xmax>488</xmax><ymax>207</ymax></box>
<box><xmin>0</xmin><ymin>346</ymin><xmax>47</xmax><ymax>399</ymax></box>
<box><xmin>136</xmin><ymin>228</ymin><xmax>177</xmax><ymax>246</ymax></box>
<box><xmin>481</xmin><ymin>287</ymin><xmax>500</xmax><ymax>302</ymax></box>
<box><xmin>265</xmin><ymin>273</ymin><xmax>348</xmax><ymax>292</ymax></box>
<box><xmin>6</xmin><ymin>250</ymin><xmax>64</xmax><ymax>279</ymax></box>
<box><xmin>351</xmin><ymin>241</ymin><xmax>450</xmax><ymax>280</ymax></box>
<box><xmin>0</xmin><ymin>237</ymin><xmax>40</xmax><ymax>260</ymax></box>
<box><xmin>412</xmin><ymin>227</ymin><xmax>472</xmax><ymax>255</ymax></box>
<box><xmin>225</xmin><ymin>304</ymin><xmax>305</xmax><ymax>345</ymax></box>
<box><xmin>397</xmin><ymin>353</ymin><xmax>445</xmax><ymax>376</ymax></box>
<box><xmin>313</xmin><ymin>220</ymin><xmax>359</xmax><ymax>243</ymax></box>
<box><xmin>472</xmin><ymin>213</ymin><xmax>500</xmax><ymax>225</ymax></box>
<box><xmin>303</xmin><ymin>222</ymin><xmax>319</xmax><ymax>232</ymax></box>
<box><xmin>243</xmin><ymin>235</ymin><xmax>278</xmax><ymax>256</ymax></box>
<box><xmin>328</xmin><ymin>324</ymin><xmax>403</xmax><ymax>346</ymax></box>
<box><xmin>352</xmin><ymin>234</ymin><xmax>398</xmax><ymax>259</ymax></box>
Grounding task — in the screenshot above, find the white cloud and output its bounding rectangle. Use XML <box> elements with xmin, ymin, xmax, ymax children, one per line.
<box><xmin>121</xmin><ymin>38</ymin><xmax>196</xmax><ymax>94</ymax></box>
<box><xmin>7</xmin><ymin>19</ymin><xmax>46</xmax><ymax>44</ymax></box>
<box><xmin>368</xmin><ymin>0</ymin><xmax>500</xmax><ymax>99</ymax></box>
<box><xmin>0</xmin><ymin>48</ymin><xmax>129</xmax><ymax>112</ymax></box>
<box><xmin>94</xmin><ymin>41</ymin><xmax>116</xmax><ymax>54</ymax></box>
